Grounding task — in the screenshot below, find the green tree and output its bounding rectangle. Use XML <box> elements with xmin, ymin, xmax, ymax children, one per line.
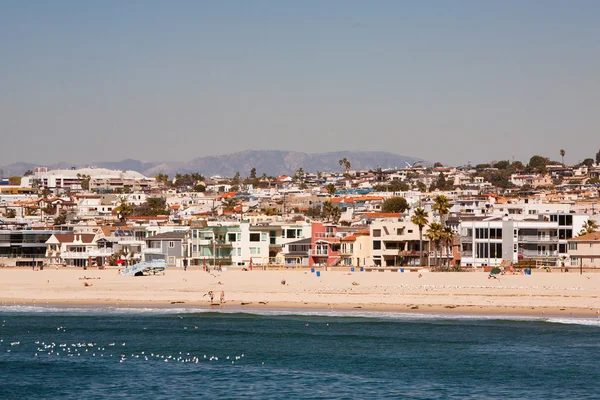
<box><xmin>326</xmin><ymin>183</ymin><xmax>336</xmax><ymax>197</ymax></box>
<box><xmin>133</xmin><ymin>197</ymin><xmax>169</xmax><ymax>216</ymax></box>
<box><xmin>155</xmin><ymin>174</ymin><xmax>170</xmax><ymax>186</ymax></box>
<box><xmin>579</xmin><ymin>219</ymin><xmax>599</xmax><ymax>236</ymax></box>
<box><xmin>23</xmin><ymin>170</ymin><xmax>34</xmax><ymax>177</ymax></box>
<box><xmin>528</xmin><ymin>155</ymin><xmax>550</xmax><ymax>172</ymax></box>
<box><xmin>426</xmin><ymin>222</ymin><xmax>443</xmax><ymax>268</ymax></box>
<box><xmin>411</xmin><ymin>207</ymin><xmax>429</xmax><ymax>266</ymax></box>
<box><xmin>417</xmin><ymin>182</ymin><xmax>427</xmax><ymax>192</ymax></box>
<box><xmin>596</xmin><ymin>149</ymin><xmax>600</xmax><ymax>165</ymax></box>
<box><xmin>560</xmin><ymin>149</ymin><xmax>566</xmax><ymax>165</ymax></box>
<box><xmin>581</xmin><ymin>158</ymin><xmax>595</xmax><ymax>168</ymax></box>
<box><xmin>8</xmin><ymin>176</ymin><xmax>21</xmax><ymax>185</ymax></box>
<box><xmin>54</xmin><ymin>211</ymin><xmax>67</xmax><ymax>225</ymax></box>
<box><xmin>441</xmin><ymin>227</ymin><xmax>454</xmax><ymax>270</ymax></box>
<box><xmin>322</xmin><ymin>201</ymin><xmax>341</xmax><ymax>223</ymax></box>
<box><xmin>493</xmin><ymin>160</ymin><xmax>511</xmax><ymax>170</ymax></box>
<box><xmin>249</xmin><ymin>167</ymin><xmax>257</xmax><ymax>179</ymax></box>
<box><xmin>433</xmin><ymin>195</ymin><xmax>450</xmax><ymax>226</ymax></box>
<box><xmin>381</xmin><ymin>197</ymin><xmax>410</xmax><ymax>213</ymax></box>
<box><xmin>115</xmin><ymin>198</ymin><xmax>133</xmax><ymax>221</ymax></box>
<box><xmin>433</xmin><ymin>162</ymin><xmax>443</xmax><ymax>168</ymax></box>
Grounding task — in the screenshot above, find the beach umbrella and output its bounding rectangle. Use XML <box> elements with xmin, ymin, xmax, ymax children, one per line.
<box><xmin>490</xmin><ymin>267</ymin><xmax>502</xmax><ymax>275</ymax></box>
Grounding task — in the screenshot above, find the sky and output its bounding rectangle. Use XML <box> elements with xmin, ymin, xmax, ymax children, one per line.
<box><xmin>1</xmin><ymin>1</ymin><xmax>599</xmax><ymax>166</ymax></box>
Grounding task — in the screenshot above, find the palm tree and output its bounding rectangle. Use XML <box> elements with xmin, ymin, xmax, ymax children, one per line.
<box><xmin>426</xmin><ymin>222</ymin><xmax>443</xmax><ymax>268</ymax></box>
<box><xmin>338</xmin><ymin>158</ymin><xmax>351</xmax><ymax>173</ymax></box>
<box><xmin>560</xmin><ymin>149</ymin><xmax>566</xmax><ymax>165</ymax></box>
<box><xmin>326</xmin><ymin>183</ymin><xmax>336</xmax><ymax>197</ymax></box>
<box><xmin>441</xmin><ymin>227</ymin><xmax>454</xmax><ymax>270</ymax></box>
<box><xmin>433</xmin><ymin>195</ymin><xmax>450</xmax><ymax>227</ymax></box>
<box><xmin>411</xmin><ymin>207</ymin><xmax>429</xmax><ymax>266</ymax></box>
<box><xmin>579</xmin><ymin>219</ymin><xmax>599</xmax><ymax>235</ymax></box>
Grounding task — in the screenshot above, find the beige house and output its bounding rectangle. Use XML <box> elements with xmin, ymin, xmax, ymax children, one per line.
<box><xmin>340</xmin><ymin>230</ymin><xmax>371</xmax><ymax>267</ymax></box>
<box><xmin>567</xmin><ymin>232</ymin><xmax>600</xmax><ymax>268</ymax></box>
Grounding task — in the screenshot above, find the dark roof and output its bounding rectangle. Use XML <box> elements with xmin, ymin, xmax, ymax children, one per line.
<box><xmin>146</xmin><ymin>231</ymin><xmax>188</xmax><ymax>241</ymax></box>
<box><xmin>286</xmin><ymin>238</ymin><xmax>311</xmax><ymax>246</ymax></box>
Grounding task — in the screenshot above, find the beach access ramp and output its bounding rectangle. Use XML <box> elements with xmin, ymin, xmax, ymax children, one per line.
<box><xmin>120</xmin><ymin>260</ymin><xmax>167</xmax><ymax>276</ymax></box>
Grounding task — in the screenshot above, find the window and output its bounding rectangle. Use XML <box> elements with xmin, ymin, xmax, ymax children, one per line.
<box><xmin>237</xmin><ymin>248</ymin><xmax>241</xmax><ymax>256</ymax></box>
<box><xmin>373</xmin><ymin>240</ymin><xmax>381</xmax><ymax>250</ymax></box>
<box><xmin>568</xmin><ymin>242</ymin><xmax>577</xmax><ymax>251</ymax></box>
<box><xmin>373</xmin><ymin>229</ymin><xmax>381</xmax><ymax>237</ymax></box>
<box><xmin>249</xmin><ymin>233</ymin><xmax>261</xmax><ymax>242</ymax></box>
<box><xmin>261</xmin><ymin>232</ymin><xmax>268</xmax><ymax>242</ymax></box>
<box><xmin>192</xmin><ymin>245</ymin><xmax>197</xmax><ymax>252</ymax></box>
<box><xmin>192</xmin><ymin>230</ymin><xmax>197</xmax><ymax>239</ymax></box>
<box><xmin>250</xmin><ymin>247</ymin><xmax>260</xmax><ymax>255</ymax></box>
<box><xmin>407</xmin><ymin>229</ymin><xmax>413</xmax><ymax>233</ymax></box>
<box><xmin>228</xmin><ymin>233</ymin><xmax>237</xmax><ymax>242</ymax></box>
<box><xmin>168</xmin><ymin>241</ymin><xmax>175</xmax><ymax>248</ymax></box>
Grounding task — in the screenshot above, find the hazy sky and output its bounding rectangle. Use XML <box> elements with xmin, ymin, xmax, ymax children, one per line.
<box><xmin>1</xmin><ymin>1</ymin><xmax>599</xmax><ymax>166</ymax></box>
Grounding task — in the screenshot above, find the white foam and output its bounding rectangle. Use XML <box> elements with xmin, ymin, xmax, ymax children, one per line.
<box><xmin>1</xmin><ymin>304</ymin><xmax>599</xmax><ymax>327</ymax></box>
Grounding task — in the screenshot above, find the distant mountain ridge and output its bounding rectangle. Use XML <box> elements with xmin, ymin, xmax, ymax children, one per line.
<box><xmin>0</xmin><ymin>150</ymin><xmax>427</xmax><ymax>178</ymax></box>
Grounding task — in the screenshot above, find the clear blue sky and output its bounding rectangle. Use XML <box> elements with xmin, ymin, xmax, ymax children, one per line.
<box><xmin>1</xmin><ymin>1</ymin><xmax>599</xmax><ymax>166</ymax></box>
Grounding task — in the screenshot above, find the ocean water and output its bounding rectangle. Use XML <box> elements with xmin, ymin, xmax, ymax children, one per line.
<box><xmin>0</xmin><ymin>307</ymin><xmax>598</xmax><ymax>399</ymax></box>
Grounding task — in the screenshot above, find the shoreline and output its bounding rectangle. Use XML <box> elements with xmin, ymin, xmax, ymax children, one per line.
<box><xmin>1</xmin><ymin>268</ymin><xmax>599</xmax><ymax>318</ymax></box>
<box><xmin>2</xmin><ymin>299</ymin><xmax>599</xmax><ymax>318</ymax></box>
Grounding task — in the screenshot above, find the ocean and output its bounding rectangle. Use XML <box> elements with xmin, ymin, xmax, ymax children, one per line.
<box><xmin>0</xmin><ymin>306</ymin><xmax>598</xmax><ymax>399</ymax></box>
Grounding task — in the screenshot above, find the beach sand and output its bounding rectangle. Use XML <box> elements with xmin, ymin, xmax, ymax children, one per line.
<box><xmin>0</xmin><ymin>267</ymin><xmax>598</xmax><ymax>317</ymax></box>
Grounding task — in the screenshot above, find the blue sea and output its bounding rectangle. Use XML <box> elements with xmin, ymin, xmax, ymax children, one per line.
<box><xmin>0</xmin><ymin>307</ymin><xmax>598</xmax><ymax>399</ymax></box>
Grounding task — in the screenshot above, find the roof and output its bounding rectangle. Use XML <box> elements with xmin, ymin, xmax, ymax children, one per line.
<box><xmin>51</xmin><ymin>233</ymin><xmax>97</xmax><ymax>244</ymax></box>
<box><xmin>286</xmin><ymin>237</ymin><xmax>311</xmax><ymax>246</ymax></box>
<box><xmin>146</xmin><ymin>231</ymin><xmax>188</xmax><ymax>241</ymax></box>
<box><xmin>568</xmin><ymin>231</ymin><xmax>600</xmax><ymax>241</ymax></box>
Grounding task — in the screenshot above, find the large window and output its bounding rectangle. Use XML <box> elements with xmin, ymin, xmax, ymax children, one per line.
<box><xmin>373</xmin><ymin>229</ymin><xmax>381</xmax><ymax>238</ymax></box>
<box><xmin>249</xmin><ymin>233</ymin><xmax>261</xmax><ymax>242</ymax></box>
<box><xmin>373</xmin><ymin>240</ymin><xmax>381</xmax><ymax>250</ymax></box>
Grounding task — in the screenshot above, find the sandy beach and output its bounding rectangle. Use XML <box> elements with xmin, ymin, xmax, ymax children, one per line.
<box><xmin>0</xmin><ymin>267</ymin><xmax>598</xmax><ymax>317</ymax></box>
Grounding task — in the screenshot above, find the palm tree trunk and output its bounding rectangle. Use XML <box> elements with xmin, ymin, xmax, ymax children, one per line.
<box><xmin>419</xmin><ymin>229</ymin><xmax>423</xmax><ymax>267</ymax></box>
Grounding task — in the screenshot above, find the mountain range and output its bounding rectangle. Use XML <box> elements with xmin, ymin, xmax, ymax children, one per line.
<box><xmin>0</xmin><ymin>150</ymin><xmax>427</xmax><ymax>178</ymax></box>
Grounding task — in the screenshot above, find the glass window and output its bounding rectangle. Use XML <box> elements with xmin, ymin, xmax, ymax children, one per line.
<box><xmin>373</xmin><ymin>240</ymin><xmax>381</xmax><ymax>250</ymax></box>
<box><xmin>250</xmin><ymin>233</ymin><xmax>261</xmax><ymax>242</ymax></box>
<box><xmin>169</xmin><ymin>241</ymin><xmax>175</xmax><ymax>248</ymax></box>
<box><xmin>373</xmin><ymin>229</ymin><xmax>381</xmax><ymax>238</ymax></box>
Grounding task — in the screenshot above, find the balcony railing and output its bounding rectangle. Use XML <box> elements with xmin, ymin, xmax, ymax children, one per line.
<box><xmin>518</xmin><ymin>235</ymin><xmax>558</xmax><ymax>243</ymax></box>
<box><xmin>519</xmin><ymin>250</ymin><xmax>559</xmax><ymax>258</ymax></box>
<box><xmin>59</xmin><ymin>249</ymin><xmax>114</xmax><ymax>259</ymax></box>
<box><xmin>310</xmin><ymin>249</ymin><xmax>329</xmax><ymax>256</ymax></box>
<box><xmin>144</xmin><ymin>248</ymin><xmax>165</xmax><ymax>254</ymax></box>
<box><xmin>315</xmin><ymin>232</ymin><xmax>337</xmax><ymax>238</ymax></box>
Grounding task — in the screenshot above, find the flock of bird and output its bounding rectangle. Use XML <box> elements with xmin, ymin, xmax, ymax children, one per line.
<box><xmin>1</xmin><ymin>320</ymin><xmax>251</xmax><ymax>366</ymax></box>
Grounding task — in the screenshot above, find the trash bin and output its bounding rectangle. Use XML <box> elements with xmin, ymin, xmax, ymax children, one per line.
<box><xmin>351</xmin><ymin>267</ymin><xmax>355</xmax><ymax>272</ymax></box>
<box><xmin>525</xmin><ymin>268</ymin><xmax>531</xmax><ymax>275</ymax></box>
<box><xmin>360</xmin><ymin>267</ymin><xmax>364</xmax><ymax>272</ymax></box>
<box><xmin>311</xmin><ymin>268</ymin><xmax>315</xmax><ymax>273</ymax></box>
<box><xmin>316</xmin><ymin>271</ymin><xmax>321</xmax><ymax>277</ymax></box>
<box><xmin>400</xmin><ymin>268</ymin><xmax>404</xmax><ymax>273</ymax></box>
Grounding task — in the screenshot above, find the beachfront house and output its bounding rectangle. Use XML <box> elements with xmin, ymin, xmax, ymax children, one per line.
<box><xmin>45</xmin><ymin>233</ymin><xmax>111</xmax><ymax>267</ymax></box>
<box><xmin>281</xmin><ymin>237</ymin><xmax>311</xmax><ymax>267</ymax></box>
<box><xmin>189</xmin><ymin>226</ymin><xmax>238</xmax><ymax>267</ymax></box>
<box><xmin>370</xmin><ymin>219</ymin><xmax>428</xmax><ymax>267</ymax></box>
<box><xmin>567</xmin><ymin>232</ymin><xmax>600</xmax><ymax>269</ymax></box>
<box><xmin>459</xmin><ymin>212</ymin><xmax>589</xmax><ymax>267</ymax></box>
<box><xmin>144</xmin><ymin>231</ymin><xmax>189</xmax><ymax>267</ymax></box>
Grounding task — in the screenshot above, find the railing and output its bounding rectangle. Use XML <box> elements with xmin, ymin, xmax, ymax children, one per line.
<box><xmin>461</xmin><ymin>251</ymin><xmax>473</xmax><ymax>257</ymax></box>
<box><xmin>310</xmin><ymin>249</ymin><xmax>329</xmax><ymax>256</ymax></box>
<box><xmin>519</xmin><ymin>250</ymin><xmax>559</xmax><ymax>258</ymax></box>
<box><xmin>144</xmin><ymin>248</ymin><xmax>164</xmax><ymax>254</ymax></box>
<box><xmin>59</xmin><ymin>249</ymin><xmax>114</xmax><ymax>259</ymax></box>
<box><xmin>315</xmin><ymin>232</ymin><xmax>337</xmax><ymax>238</ymax></box>
<box><xmin>518</xmin><ymin>236</ymin><xmax>558</xmax><ymax>243</ymax></box>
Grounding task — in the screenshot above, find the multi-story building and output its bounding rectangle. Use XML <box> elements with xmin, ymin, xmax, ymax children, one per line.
<box><xmin>144</xmin><ymin>231</ymin><xmax>189</xmax><ymax>267</ymax></box>
<box><xmin>459</xmin><ymin>212</ymin><xmax>589</xmax><ymax>267</ymax></box>
<box><xmin>46</xmin><ymin>233</ymin><xmax>110</xmax><ymax>267</ymax></box>
<box><xmin>370</xmin><ymin>219</ymin><xmax>429</xmax><ymax>267</ymax></box>
<box><xmin>189</xmin><ymin>225</ymin><xmax>239</xmax><ymax>266</ymax></box>
<box><xmin>0</xmin><ymin>229</ymin><xmax>65</xmax><ymax>267</ymax></box>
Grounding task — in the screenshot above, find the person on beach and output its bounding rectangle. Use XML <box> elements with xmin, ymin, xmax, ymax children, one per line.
<box><xmin>220</xmin><ymin>291</ymin><xmax>225</xmax><ymax>304</ymax></box>
<box><xmin>209</xmin><ymin>291</ymin><xmax>214</xmax><ymax>304</ymax></box>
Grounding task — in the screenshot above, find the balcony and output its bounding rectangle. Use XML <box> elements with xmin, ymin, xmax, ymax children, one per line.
<box><xmin>60</xmin><ymin>249</ymin><xmax>114</xmax><ymax>259</ymax></box>
<box><xmin>144</xmin><ymin>248</ymin><xmax>165</xmax><ymax>254</ymax></box>
<box><xmin>310</xmin><ymin>249</ymin><xmax>330</xmax><ymax>256</ymax></box>
<box><xmin>519</xmin><ymin>250</ymin><xmax>559</xmax><ymax>258</ymax></box>
<box><xmin>518</xmin><ymin>236</ymin><xmax>558</xmax><ymax>243</ymax></box>
<box><xmin>315</xmin><ymin>232</ymin><xmax>337</xmax><ymax>238</ymax></box>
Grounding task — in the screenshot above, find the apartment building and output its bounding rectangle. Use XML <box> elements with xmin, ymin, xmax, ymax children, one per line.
<box><xmin>370</xmin><ymin>219</ymin><xmax>429</xmax><ymax>267</ymax></box>
<box><xmin>460</xmin><ymin>212</ymin><xmax>589</xmax><ymax>267</ymax></box>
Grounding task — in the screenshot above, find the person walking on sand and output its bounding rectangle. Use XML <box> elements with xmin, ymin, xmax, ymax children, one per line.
<box><xmin>220</xmin><ymin>291</ymin><xmax>225</xmax><ymax>304</ymax></box>
<box><xmin>209</xmin><ymin>291</ymin><xmax>214</xmax><ymax>304</ymax></box>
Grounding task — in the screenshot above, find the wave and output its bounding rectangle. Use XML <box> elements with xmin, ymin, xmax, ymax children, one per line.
<box><xmin>2</xmin><ymin>304</ymin><xmax>599</xmax><ymax>327</ymax></box>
